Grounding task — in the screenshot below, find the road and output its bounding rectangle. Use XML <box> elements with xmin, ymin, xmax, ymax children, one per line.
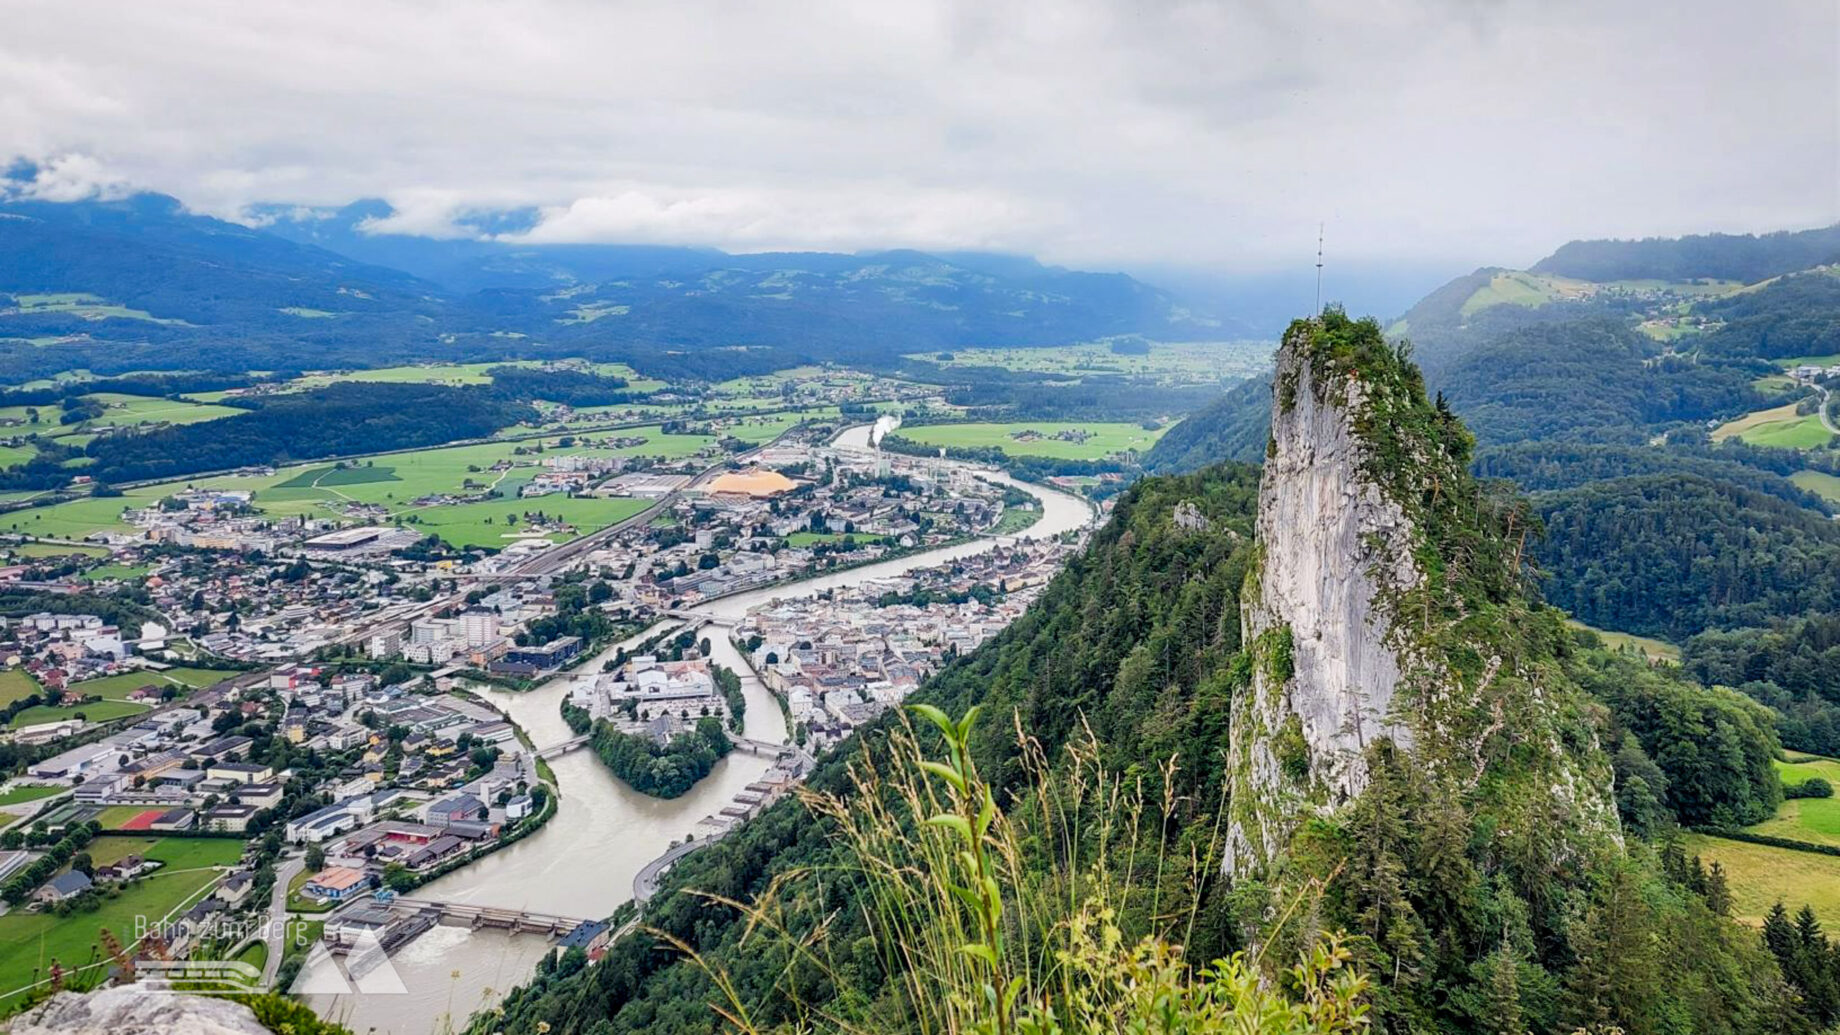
<box><xmin>263</xmin><ymin>855</ymin><xmax>306</xmax><ymax>988</ymax></box>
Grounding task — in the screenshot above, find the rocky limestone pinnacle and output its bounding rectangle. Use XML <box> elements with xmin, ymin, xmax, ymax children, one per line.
<box><xmin>1223</xmin><ymin>318</ymin><xmax>1422</xmax><ymax>877</ymax></box>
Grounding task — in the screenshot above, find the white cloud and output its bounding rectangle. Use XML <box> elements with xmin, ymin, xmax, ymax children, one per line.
<box><xmin>4</xmin><ymin>153</ymin><xmax>129</xmax><ymax>203</ymax></box>
<box><xmin>0</xmin><ymin>0</ymin><xmax>1832</xmax><ymax>270</ymax></box>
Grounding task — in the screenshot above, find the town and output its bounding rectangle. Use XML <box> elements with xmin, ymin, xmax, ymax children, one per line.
<box><xmin>0</xmin><ymin>413</ymin><xmax>1094</xmax><ymax>1014</ymax></box>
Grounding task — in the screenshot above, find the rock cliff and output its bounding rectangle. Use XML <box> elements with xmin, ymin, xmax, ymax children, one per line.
<box><xmin>1224</xmin><ymin>312</ymin><xmax>1619</xmax><ymax>878</ymax></box>
<box><xmin>2</xmin><ymin>987</ymin><xmax>272</xmax><ymax>1035</ymax></box>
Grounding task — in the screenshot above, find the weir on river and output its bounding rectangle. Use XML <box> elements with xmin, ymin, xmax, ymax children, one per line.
<box><xmin>309</xmin><ymin>426</ymin><xmax>1096</xmax><ymax>1034</ymax></box>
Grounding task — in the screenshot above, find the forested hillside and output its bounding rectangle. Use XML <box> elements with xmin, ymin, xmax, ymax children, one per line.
<box><xmin>0</xmin><ymin>383</ymin><xmax>536</xmax><ymax>489</ymax></box>
<box><xmin>1532</xmin><ymin>226</ymin><xmax>1840</xmax><ymax>284</ymax></box>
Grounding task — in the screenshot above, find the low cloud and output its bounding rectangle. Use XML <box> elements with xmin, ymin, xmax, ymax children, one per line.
<box><xmin>3</xmin><ymin>153</ymin><xmax>130</xmax><ymax>203</ymax></box>
<box><xmin>0</xmin><ymin>0</ymin><xmax>1832</xmax><ymax>270</ymax></box>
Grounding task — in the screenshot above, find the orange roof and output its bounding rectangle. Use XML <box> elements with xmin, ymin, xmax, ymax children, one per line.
<box><xmin>707</xmin><ymin>468</ymin><xmax>797</xmax><ymax>497</ymax></box>
<box><xmin>306</xmin><ymin>866</ymin><xmax>366</xmax><ymax>891</ymax></box>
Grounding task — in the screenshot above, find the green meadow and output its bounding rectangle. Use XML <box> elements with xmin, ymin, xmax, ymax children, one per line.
<box><xmin>894</xmin><ymin>421</ymin><xmax>1169</xmax><ymax>460</ymax></box>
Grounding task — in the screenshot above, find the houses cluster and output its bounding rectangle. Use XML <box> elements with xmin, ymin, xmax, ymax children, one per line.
<box><xmin>733</xmin><ymin>540</ymin><xmax>1072</xmax><ymax>752</ymax></box>
<box><xmin>292</xmin><ymin>751</ymin><xmax>538</xmax><ymax>898</ymax></box>
<box><xmin>114</xmin><ymin>488</ymin><xmax>292</xmax><ymax>553</ymax></box>
<box><xmin>0</xmin><ymin>611</ymin><xmax>178</xmax><ymax>705</ymax></box>
<box><xmin>1790</xmin><ymin>363</ymin><xmax>1840</xmax><ymax>383</ymax></box>
<box><xmin>736</xmin><ymin>541</ymin><xmax>1067</xmax><ymax>747</ymax></box>
<box><xmin>519</xmin><ymin>453</ymin><xmax>628</xmax><ymax>498</ymax></box>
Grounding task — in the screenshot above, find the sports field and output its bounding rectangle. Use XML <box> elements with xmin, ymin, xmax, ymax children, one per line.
<box><xmin>894</xmin><ymin>421</ymin><xmax>1169</xmax><ymax>460</ymax></box>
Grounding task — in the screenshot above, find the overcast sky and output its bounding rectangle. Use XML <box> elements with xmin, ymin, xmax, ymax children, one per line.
<box><xmin>1</xmin><ymin>0</ymin><xmax>1835</xmax><ymax>274</ymax></box>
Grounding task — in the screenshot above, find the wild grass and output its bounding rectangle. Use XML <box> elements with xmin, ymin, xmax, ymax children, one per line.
<box><xmin>663</xmin><ymin>706</ymin><xmax>1369</xmax><ymax>1034</ymax></box>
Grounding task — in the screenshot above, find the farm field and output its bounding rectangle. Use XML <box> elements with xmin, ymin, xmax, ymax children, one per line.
<box><xmin>1710</xmin><ymin>401</ymin><xmax>1833</xmax><ymax>448</ymax></box>
<box><xmin>0</xmin><ymin>864</ymin><xmax>225</xmax><ymax>1011</ymax></box>
<box><xmin>908</xmin><ymin>341</ymin><xmax>1272</xmax><ymax>386</ymax></box>
<box><xmin>396</xmin><ymin>496</ymin><xmax>651</xmax><ymax>550</ymax></box>
<box><xmin>65</xmin><ymin>668</ymin><xmax>226</xmax><ymax>701</ymax></box>
<box><xmin>895</xmin><ymin>421</ymin><xmax>1169</xmax><ymax>460</ymax></box>
<box><xmin>1566</xmin><ymin>620</ymin><xmax>1678</xmax><ymax>663</ymax></box>
<box><xmin>1683</xmin><ymin>833</ymin><xmax>1840</xmax><ymax>928</ymax></box>
<box><xmin>286</xmin><ymin>363</ymin><xmax>500</xmax><ymax>388</ymax></box>
<box><xmin>77</xmin><ymin>393</ymin><xmax>242</xmax><ymax>429</ymax></box>
<box><xmin>1</xmin><ymin>293</ymin><xmax>183</xmax><ymax>325</ymax></box>
<box><xmin>11</xmin><ymin>541</ymin><xmax>108</xmax><ymax>559</ymax></box>
<box><xmin>8</xmin><ymin>698</ymin><xmax>147</xmax><ymax>729</ymax></box>
<box><xmin>1774</xmin><ymin>354</ymin><xmax>1840</xmax><ymax>369</ymax></box>
<box><xmin>3</xmin><ymin>423</ymin><xmax>722</xmax><ymax>539</ymax></box>
<box><xmin>1791</xmin><ymin>471</ymin><xmax>1840</xmax><ymax>504</ymax></box>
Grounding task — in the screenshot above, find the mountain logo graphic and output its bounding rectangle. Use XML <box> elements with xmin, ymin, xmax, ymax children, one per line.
<box><xmin>288</xmin><ymin>928</ymin><xmax>408</xmax><ymax>996</ymax></box>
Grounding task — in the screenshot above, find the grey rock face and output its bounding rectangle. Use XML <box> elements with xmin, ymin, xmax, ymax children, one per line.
<box><xmin>1223</xmin><ymin>325</ymin><xmax>1421</xmax><ymax>877</ymax></box>
<box><xmin>2</xmin><ymin>987</ymin><xmax>272</xmax><ymax>1035</ymax></box>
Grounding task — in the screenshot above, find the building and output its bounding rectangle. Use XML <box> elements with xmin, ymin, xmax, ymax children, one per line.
<box><xmin>300</xmin><ymin>866</ymin><xmax>368</xmax><ymax>903</ymax></box>
<box><xmin>286</xmin><ymin>803</ymin><xmax>359</xmax><ymax>843</ymax></box>
<box><xmin>493</xmin><ymin>636</ymin><xmax>582</xmax><ymax>676</ymax></box>
<box><xmin>367</xmin><ymin>630</ymin><xmax>403</xmax><ymax>660</ymax></box>
<box><xmin>28</xmin><ymin>742</ymin><xmax>116</xmax><ymax>781</ymax></box>
<box><xmin>554</xmin><ymin>919</ymin><xmax>612</xmax><ymax>960</ymax></box>
<box><xmin>302</xmin><ymin>527</ymin><xmax>387</xmax><ymax>551</ymax></box>
<box><xmin>204</xmin><ymin>803</ymin><xmax>258</xmax><ymax>833</ymax></box>
<box><xmin>461</xmin><ymin>610</ymin><xmax>499</xmax><ymax>646</ymax></box>
<box><xmin>216</xmin><ymin>873</ymin><xmax>254</xmax><ymax>906</ymax></box>
<box><xmin>35</xmin><ymin>870</ymin><xmax>93</xmax><ymax>904</ymax></box>
<box><xmin>207</xmin><ymin>761</ymin><xmax>274</xmax><ymax>784</ymax></box>
<box><xmin>426</xmin><ymin>793</ymin><xmax>485</xmax><ymax>828</ymax></box>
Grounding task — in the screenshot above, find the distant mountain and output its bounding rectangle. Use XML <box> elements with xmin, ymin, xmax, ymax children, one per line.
<box><xmin>0</xmin><ymin>193</ymin><xmax>1225</xmax><ymax>382</ymax></box>
<box><xmin>1532</xmin><ymin>225</ymin><xmax>1840</xmax><ymax>284</ymax></box>
<box><xmin>1390</xmin><ymin>223</ymin><xmax>1840</xmax><ymax>370</ymax></box>
<box><xmin>0</xmin><ymin>193</ymin><xmax>440</xmax><ymax>324</ymax></box>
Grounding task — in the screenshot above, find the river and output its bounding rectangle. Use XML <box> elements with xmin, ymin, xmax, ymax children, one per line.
<box><xmin>310</xmin><ymin>426</ymin><xmax>1095</xmax><ymax>1033</ymax></box>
